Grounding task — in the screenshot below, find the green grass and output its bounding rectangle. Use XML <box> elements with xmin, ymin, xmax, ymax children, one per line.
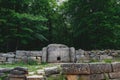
<box><xmin>0</xmin><ymin>63</ymin><xmax>58</xmax><ymax>72</ymax></box>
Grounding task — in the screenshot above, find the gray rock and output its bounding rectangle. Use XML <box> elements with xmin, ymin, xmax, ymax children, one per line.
<box><xmin>109</xmin><ymin>72</ymin><xmax>120</xmax><ymax>79</ymax></box>
<box><xmin>0</xmin><ymin>57</ymin><xmax>6</xmax><ymax>61</ymax></box>
<box><xmin>44</xmin><ymin>66</ymin><xmax>60</xmax><ymax>76</ymax></box>
<box><xmin>90</xmin><ymin>63</ymin><xmax>112</xmax><ymax>74</ymax></box>
<box><xmin>42</xmin><ymin>47</ymin><xmax>47</xmax><ymax>62</ymax></box>
<box><xmin>0</xmin><ymin>68</ymin><xmax>12</xmax><ymax>73</ymax></box>
<box><xmin>30</xmin><ymin>51</ymin><xmax>42</xmax><ymax>57</ymax></box>
<box><xmin>61</xmin><ymin>63</ymin><xmax>90</xmax><ymax>75</ymax></box>
<box><xmin>7</xmin><ymin>58</ymin><xmax>15</xmax><ymax>63</ymax></box>
<box><xmin>112</xmin><ymin>62</ymin><xmax>120</xmax><ymax>72</ymax></box>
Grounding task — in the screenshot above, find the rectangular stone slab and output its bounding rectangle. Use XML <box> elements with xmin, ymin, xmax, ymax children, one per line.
<box><xmin>89</xmin><ymin>63</ymin><xmax>112</xmax><ymax>74</ymax></box>
<box><xmin>61</xmin><ymin>63</ymin><xmax>90</xmax><ymax>75</ymax></box>
<box><xmin>112</xmin><ymin>62</ymin><xmax>120</xmax><ymax>72</ymax></box>
<box><xmin>109</xmin><ymin>72</ymin><xmax>120</xmax><ymax>79</ymax></box>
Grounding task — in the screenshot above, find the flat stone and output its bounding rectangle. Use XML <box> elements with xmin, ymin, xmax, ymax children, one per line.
<box><xmin>37</xmin><ymin>70</ymin><xmax>45</xmax><ymax>75</ymax></box>
<box><xmin>89</xmin><ymin>63</ymin><xmax>112</xmax><ymax>74</ymax></box>
<box><xmin>2</xmin><ymin>53</ymin><xmax>15</xmax><ymax>58</ymax></box>
<box><xmin>0</xmin><ymin>68</ymin><xmax>12</xmax><ymax>73</ymax></box>
<box><xmin>10</xmin><ymin>70</ymin><xmax>26</xmax><ymax>75</ymax></box>
<box><xmin>27</xmin><ymin>75</ymin><xmax>44</xmax><ymax>80</ymax></box>
<box><xmin>44</xmin><ymin>66</ymin><xmax>60</xmax><ymax>76</ymax></box>
<box><xmin>8</xmin><ymin>74</ymin><xmax>26</xmax><ymax>78</ymax></box>
<box><xmin>61</xmin><ymin>63</ymin><xmax>90</xmax><ymax>75</ymax></box>
<box><xmin>30</xmin><ymin>51</ymin><xmax>42</xmax><ymax>57</ymax></box>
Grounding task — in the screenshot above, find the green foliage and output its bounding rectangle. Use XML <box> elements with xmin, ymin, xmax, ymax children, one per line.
<box><xmin>65</xmin><ymin>0</ymin><xmax>120</xmax><ymax>49</ymax></box>
<box><xmin>0</xmin><ymin>0</ymin><xmax>120</xmax><ymax>51</ymax></box>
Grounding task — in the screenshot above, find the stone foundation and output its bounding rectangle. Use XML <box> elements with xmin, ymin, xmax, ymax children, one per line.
<box><xmin>61</xmin><ymin>62</ymin><xmax>120</xmax><ymax>80</ymax></box>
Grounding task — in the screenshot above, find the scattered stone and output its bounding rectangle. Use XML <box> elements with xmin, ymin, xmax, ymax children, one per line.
<box><xmin>44</xmin><ymin>66</ymin><xmax>60</xmax><ymax>76</ymax></box>
<box><xmin>37</xmin><ymin>70</ymin><xmax>45</xmax><ymax>75</ymax></box>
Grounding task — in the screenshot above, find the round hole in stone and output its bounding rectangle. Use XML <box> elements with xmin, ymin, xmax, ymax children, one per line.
<box><xmin>57</xmin><ymin>56</ymin><xmax>61</xmax><ymax>61</ymax></box>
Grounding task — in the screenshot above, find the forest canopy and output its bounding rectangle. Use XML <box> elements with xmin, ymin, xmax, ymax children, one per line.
<box><xmin>0</xmin><ymin>0</ymin><xmax>120</xmax><ymax>52</ymax></box>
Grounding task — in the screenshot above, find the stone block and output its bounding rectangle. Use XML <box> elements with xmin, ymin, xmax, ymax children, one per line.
<box><xmin>7</xmin><ymin>58</ymin><xmax>15</xmax><ymax>63</ymax></box>
<box><xmin>16</xmin><ymin>50</ymin><xmax>29</xmax><ymax>56</ymax></box>
<box><xmin>27</xmin><ymin>75</ymin><xmax>44</xmax><ymax>80</ymax></box>
<box><xmin>90</xmin><ymin>63</ymin><xmax>112</xmax><ymax>74</ymax></box>
<box><xmin>37</xmin><ymin>70</ymin><xmax>45</xmax><ymax>75</ymax></box>
<box><xmin>2</xmin><ymin>53</ymin><xmax>15</xmax><ymax>58</ymax></box>
<box><xmin>61</xmin><ymin>63</ymin><xmax>90</xmax><ymax>75</ymax></box>
<box><xmin>0</xmin><ymin>57</ymin><xmax>6</xmax><ymax>61</ymax></box>
<box><xmin>112</xmin><ymin>62</ymin><xmax>120</xmax><ymax>72</ymax></box>
<box><xmin>69</xmin><ymin>47</ymin><xmax>75</xmax><ymax>62</ymax></box>
<box><xmin>42</xmin><ymin>47</ymin><xmax>47</xmax><ymax>62</ymax></box>
<box><xmin>30</xmin><ymin>51</ymin><xmax>42</xmax><ymax>57</ymax></box>
<box><xmin>100</xmin><ymin>55</ymin><xmax>113</xmax><ymax>60</ymax></box>
<box><xmin>44</xmin><ymin>66</ymin><xmax>60</xmax><ymax>76</ymax></box>
<box><xmin>109</xmin><ymin>72</ymin><xmax>120</xmax><ymax>79</ymax></box>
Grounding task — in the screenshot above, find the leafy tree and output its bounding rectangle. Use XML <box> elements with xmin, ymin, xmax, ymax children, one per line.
<box><xmin>65</xmin><ymin>0</ymin><xmax>120</xmax><ymax>49</ymax></box>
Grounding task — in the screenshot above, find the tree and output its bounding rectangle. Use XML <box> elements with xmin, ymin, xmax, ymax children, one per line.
<box><xmin>65</xmin><ymin>0</ymin><xmax>120</xmax><ymax>49</ymax></box>
<box><xmin>0</xmin><ymin>0</ymin><xmax>48</xmax><ymax>51</ymax></box>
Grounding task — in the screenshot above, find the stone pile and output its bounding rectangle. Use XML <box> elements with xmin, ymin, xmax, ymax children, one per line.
<box><xmin>0</xmin><ymin>67</ymin><xmax>28</xmax><ymax>80</ymax></box>
<box><xmin>61</xmin><ymin>62</ymin><xmax>120</xmax><ymax>80</ymax></box>
<box><xmin>76</xmin><ymin>49</ymin><xmax>120</xmax><ymax>62</ymax></box>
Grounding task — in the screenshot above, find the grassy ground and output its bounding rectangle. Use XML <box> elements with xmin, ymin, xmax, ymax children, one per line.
<box><xmin>0</xmin><ymin>63</ymin><xmax>58</xmax><ymax>72</ymax></box>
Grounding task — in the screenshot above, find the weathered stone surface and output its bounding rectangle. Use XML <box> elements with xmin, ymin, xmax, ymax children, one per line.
<box><xmin>109</xmin><ymin>72</ymin><xmax>120</xmax><ymax>79</ymax></box>
<box><xmin>100</xmin><ymin>55</ymin><xmax>113</xmax><ymax>60</ymax></box>
<box><xmin>27</xmin><ymin>75</ymin><xmax>44</xmax><ymax>80</ymax></box>
<box><xmin>7</xmin><ymin>58</ymin><xmax>15</xmax><ymax>63</ymax></box>
<box><xmin>90</xmin><ymin>74</ymin><xmax>108</xmax><ymax>80</ymax></box>
<box><xmin>90</xmin><ymin>63</ymin><xmax>112</xmax><ymax>74</ymax></box>
<box><xmin>13</xmin><ymin>67</ymin><xmax>28</xmax><ymax>72</ymax></box>
<box><xmin>0</xmin><ymin>57</ymin><xmax>6</xmax><ymax>61</ymax></box>
<box><xmin>69</xmin><ymin>47</ymin><xmax>75</xmax><ymax>62</ymax></box>
<box><xmin>10</xmin><ymin>70</ymin><xmax>26</xmax><ymax>75</ymax></box>
<box><xmin>44</xmin><ymin>66</ymin><xmax>60</xmax><ymax>76</ymax></box>
<box><xmin>16</xmin><ymin>51</ymin><xmax>27</xmax><ymax>56</ymax></box>
<box><xmin>112</xmin><ymin>62</ymin><xmax>120</xmax><ymax>72</ymax></box>
<box><xmin>61</xmin><ymin>63</ymin><xmax>90</xmax><ymax>75</ymax></box>
<box><xmin>37</xmin><ymin>70</ymin><xmax>45</xmax><ymax>75</ymax></box>
<box><xmin>47</xmin><ymin>47</ymin><xmax>70</xmax><ymax>62</ymax></box>
<box><xmin>47</xmin><ymin>44</ymin><xmax>68</xmax><ymax>48</ymax></box>
<box><xmin>2</xmin><ymin>53</ymin><xmax>15</xmax><ymax>58</ymax></box>
<box><xmin>0</xmin><ymin>68</ymin><xmax>12</xmax><ymax>73</ymax></box>
<box><xmin>30</xmin><ymin>51</ymin><xmax>42</xmax><ymax>57</ymax></box>
<box><xmin>42</xmin><ymin>47</ymin><xmax>47</xmax><ymax>62</ymax></box>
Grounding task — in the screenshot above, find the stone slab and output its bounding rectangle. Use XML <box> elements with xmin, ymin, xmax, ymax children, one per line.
<box><xmin>109</xmin><ymin>72</ymin><xmax>120</xmax><ymax>79</ymax></box>
<box><xmin>89</xmin><ymin>63</ymin><xmax>112</xmax><ymax>74</ymax></box>
<box><xmin>61</xmin><ymin>63</ymin><xmax>90</xmax><ymax>75</ymax></box>
<box><xmin>112</xmin><ymin>62</ymin><xmax>120</xmax><ymax>72</ymax></box>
